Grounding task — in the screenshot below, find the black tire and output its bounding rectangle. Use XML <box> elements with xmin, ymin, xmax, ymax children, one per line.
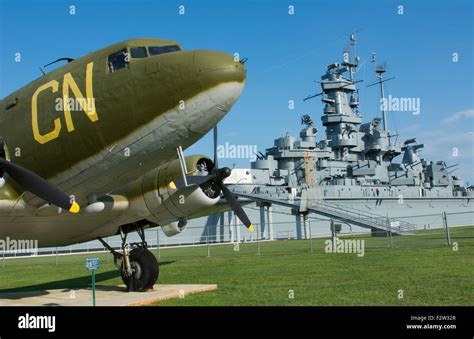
<box><xmin>121</xmin><ymin>248</ymin><xmax>159</xmax><ymax>292</ymax></box>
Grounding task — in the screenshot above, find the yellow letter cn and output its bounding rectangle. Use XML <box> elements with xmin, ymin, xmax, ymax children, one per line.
<box><xmin>62</xmin><ymin>62</ymin><xmax>98</xmax><ymax>132</ymax></box>
<box><xmin>32</xmin><ymin>80</ymin><xmax>61</xmax><ymax>144</ymax></box>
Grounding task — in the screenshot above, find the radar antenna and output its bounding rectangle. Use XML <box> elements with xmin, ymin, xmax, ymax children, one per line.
<box><xmin>342</xmin><ymin>32</ymin><xmax>360</xmax><ymax>81</ymax></box>
<box><xmin>301</xmin><ymin>114</ymin><xmax>314</xmax><ymax>127</ymax></box>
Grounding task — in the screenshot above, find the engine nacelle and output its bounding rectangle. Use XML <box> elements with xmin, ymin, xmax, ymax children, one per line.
<box><xmin>161</xmin><ymin>219</ymin><xmax>188</xmax><ymax>237</ymax></box>
<box><xmin>116</xmin><ymin>155</ymin><xmax>219</xmax><ymax>236</ymax></box>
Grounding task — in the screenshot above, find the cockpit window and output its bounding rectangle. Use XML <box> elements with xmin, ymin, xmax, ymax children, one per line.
<box><xmin>148</xmin><ymin>45</ymin><xmax>181</xmax><ymax>56</ymax></box>
<box><xmin>131</xmin><ymin>47</ymin><xmax>148</xmax><ymax>58</ymax></box>
<box><xmin>108</xmin><ymin>49</ymin><xmax>128</xmax><ymax>73</ymax></box>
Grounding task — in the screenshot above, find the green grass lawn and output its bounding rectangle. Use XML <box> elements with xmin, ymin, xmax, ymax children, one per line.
<box><xmin>0</xmin><ymin>226</ymin><xmax>472</xmax><ymax>306</ymax></box>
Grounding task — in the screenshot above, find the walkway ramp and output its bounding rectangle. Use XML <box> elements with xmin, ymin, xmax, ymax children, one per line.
<box><xmin>234</xmin><ymin>191</ymin><xmax>416</xmax><ymax>235</ymax></box>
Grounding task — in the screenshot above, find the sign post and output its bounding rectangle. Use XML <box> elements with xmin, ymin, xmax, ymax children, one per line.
<box><xmin>86</xmin><ymin>257</ymin><xmax>100</xmax><ymax>306</ymax></box>
<box><xmin>442</xmin><ymin>211</ymin><xmax>451</xmax><ymax>246</ymax></box>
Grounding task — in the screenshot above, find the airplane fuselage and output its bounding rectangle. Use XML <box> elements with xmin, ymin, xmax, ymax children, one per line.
<box><xmin>0</xmin><ymin>38</ymin><xmax>246</xmax><ymax>246</ymax></box>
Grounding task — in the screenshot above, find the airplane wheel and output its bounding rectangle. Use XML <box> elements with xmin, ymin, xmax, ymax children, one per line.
<box><xmin>121</xmin><ymin>248</ymin><xmax>159</xmax><ymax>292</ymax></box>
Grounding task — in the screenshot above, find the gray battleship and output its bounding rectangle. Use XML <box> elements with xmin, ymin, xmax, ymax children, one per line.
<box><xmin>181</xmin><ymin>33</ymin><xmax>474</xmax><ymax>243</ymax></box>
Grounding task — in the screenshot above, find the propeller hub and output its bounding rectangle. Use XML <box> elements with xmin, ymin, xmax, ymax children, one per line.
<box><xmin>217</xmin><ymin>167</ymin><xmax>232</xmax><ymax>180</ymax></box>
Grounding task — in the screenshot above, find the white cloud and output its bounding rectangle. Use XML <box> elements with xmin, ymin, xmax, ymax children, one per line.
<box><xmin>441</xmin><ymin>109</ymin><xmax>474</xmax><ymax>125</ymax></box>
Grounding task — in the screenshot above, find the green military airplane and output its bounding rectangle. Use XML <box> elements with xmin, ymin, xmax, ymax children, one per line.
<box><xmin>0</xmin><ymin>38</ymin><xmax>252</xmax><ymax>291</ymax></box>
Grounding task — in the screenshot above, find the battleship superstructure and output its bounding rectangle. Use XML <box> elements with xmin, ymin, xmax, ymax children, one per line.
<box><xmin>246</xmin><ymin>34</ymin><xmax>469</xmax><ymax>201</ymax></box>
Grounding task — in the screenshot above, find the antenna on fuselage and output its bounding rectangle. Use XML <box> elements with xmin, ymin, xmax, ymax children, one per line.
<box><xmin>40</xmin><ymin>57</ymin><xmax>75</xmax><ymax>75</ymax></box>
<box><xmin>43</xmin><ymin>57</ymin><xmax>75</xmax><ymax>68</ymax></box>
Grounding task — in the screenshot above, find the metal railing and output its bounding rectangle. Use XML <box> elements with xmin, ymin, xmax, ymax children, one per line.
<box><xmin>233</xmin><ymin>191</ymin><xmax>417</xmax><ymax>233</ymax></box>
<box><xmin>306</xmin><ymin>200</ymin><xmax>417</xmax><ymax>233</ymax></box>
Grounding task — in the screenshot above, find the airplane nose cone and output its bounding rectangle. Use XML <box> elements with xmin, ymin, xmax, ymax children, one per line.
<box><xmin>194</xmin><ymin>50</ymin><xmax>246</xmax><ymax>112</ymax></box>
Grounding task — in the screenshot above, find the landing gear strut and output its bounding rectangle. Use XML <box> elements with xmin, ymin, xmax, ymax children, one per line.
<box><xmin>98</xmin><ymin>226</ymin><xmax>158</xmax><ymax>292</ymax></box>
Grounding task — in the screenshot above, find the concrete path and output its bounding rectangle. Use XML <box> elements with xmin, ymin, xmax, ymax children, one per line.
<box><xmin>0</xmin><ymin>284</ymin><xmax>217</xmax><ymax>306</ymax></box>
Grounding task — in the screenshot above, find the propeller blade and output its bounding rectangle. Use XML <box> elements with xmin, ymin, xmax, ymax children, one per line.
<box><xmin>171</xmin><ymin>166</ymin><xmax>232</xmax><ymax>190</ymax></box>
<box><xmin>213</xmin><ymin>126</ymin><xmax>218</xmax><ymax>169</ymax></box>
<box><xmin>220</xmin><ymin>183</ymin><xmax>254</xmax><ymax>232</ymax></box>
<box><xmin>0</xmin><ymin>158</ymin><xmax>80</xmax><ymax>213</ymax></box>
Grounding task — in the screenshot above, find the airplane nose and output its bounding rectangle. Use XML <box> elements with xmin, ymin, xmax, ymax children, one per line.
<box><xmin>194</xmin><ymin>50</ymin><xmax>246</xmax><ymax>79</ymax></box>
<box><xmin>193</xmin><ymin>50</ymin><xmax>246</xmax><ymax>112</ymax></box>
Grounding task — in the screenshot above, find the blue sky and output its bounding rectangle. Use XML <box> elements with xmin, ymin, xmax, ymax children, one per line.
<box><xmin>1</xmin><ymin>0</ymin><xmax>473</xmax><ymax>182</ymax></box>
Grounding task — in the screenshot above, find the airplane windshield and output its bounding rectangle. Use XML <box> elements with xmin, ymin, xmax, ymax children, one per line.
<box><xmin>131</xmin><ymin>47</ymin><xmax>148</xmax><ymax>58</ymax></box>
<box><xmin>108</xmin><ymin>49</ymin><xmax>128</xmax><ymax>73</ymax></box>
<box><xmin>148</xmin><ymin>45</ymin><xmax>181</xmax><ymax>56</ymax></box>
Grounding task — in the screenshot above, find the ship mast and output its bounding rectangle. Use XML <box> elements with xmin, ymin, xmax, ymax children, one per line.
<box><xmin>376</xmin><ymin>63</ymin><xmax>388</xmax><ymax>131</ymax></box>
<box><xmin>348</xmin><ymin>32</ymin><xmax>359</xmax><ymax>81</ymax></box>
<box><xmin>368</xmin><ymin>54</ymin><xmax>395</xmax><ymax>140</ymax></box>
